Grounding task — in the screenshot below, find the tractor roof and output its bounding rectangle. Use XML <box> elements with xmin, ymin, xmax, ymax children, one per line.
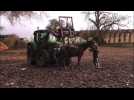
<box><xmin>34</xmin><ymin>30</ymin><xmax>51</xmax><ymax>33</ymax></box>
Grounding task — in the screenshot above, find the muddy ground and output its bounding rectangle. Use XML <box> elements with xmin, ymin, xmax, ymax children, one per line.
<box><xmin>0</xmin><ymin>47</ymin><xmax>134</xmax><ymax>88</ymax></box>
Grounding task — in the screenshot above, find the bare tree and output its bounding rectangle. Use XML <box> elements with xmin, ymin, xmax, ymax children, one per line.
<box><xmin>0</xmin><ymin>26</ymin><xmax>4</xmax><ymax>38</ymax></box>
<box><xmin>0</xmin><ymin>11</ymin><xmax>46</xmax><ymax>24</ymax></box>
<box><xmin>83</xmin><ymin>11</ymin><xmax>127</xmax><ymax>45</ymax></box>
<box><xmin>46</xmin><ymin>19</ymin><xmax>60</xmax><ymax>32</ymax></box>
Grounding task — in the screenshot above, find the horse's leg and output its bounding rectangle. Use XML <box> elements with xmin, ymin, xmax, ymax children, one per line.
<box><xmin>77</xmin><ymin>53</ymin><xmax>83</xmax><ymax>65</ymax></box>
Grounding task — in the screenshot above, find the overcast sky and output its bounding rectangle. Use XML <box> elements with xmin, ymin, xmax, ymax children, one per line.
<box><xmin>0</xmin><ymin>11</ymin><xmax>133</xmax><ymax>39</ymax></box>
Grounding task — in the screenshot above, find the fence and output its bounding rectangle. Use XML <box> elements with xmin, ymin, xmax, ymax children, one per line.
<box><xmin>103</xmin><ymin>30</ymin><xmax>134</xmax><ymax>44</ymax></box>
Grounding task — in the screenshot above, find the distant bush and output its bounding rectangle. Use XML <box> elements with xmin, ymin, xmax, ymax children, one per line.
<box><xmin>2</xmin><ymin>35</ymin><xmax>17</xmax><ymax>49</ymax></box>
<box><xmin>13</xmin><ymin>38</ymin><xmax>27</xmax><ymax>49</ymax></box>
<box><xmin>2</xmin><ymin>34</ymin><xmax>27</xmax><ymax>49</ymax></box>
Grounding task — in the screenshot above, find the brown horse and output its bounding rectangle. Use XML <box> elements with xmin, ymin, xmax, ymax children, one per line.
<box><xmin>62</xmin><ymin>37</ymin><xmax>100</xmax><ymax>68</ymax></box>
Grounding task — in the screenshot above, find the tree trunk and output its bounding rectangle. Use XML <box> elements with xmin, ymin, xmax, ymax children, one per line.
<box><xmin>109</xmin><ymin>33</ymin><xmax>112</xmax><ymax>44</ymax></box>
<box><xmin>123</xmin><ymin>33</ymin><xmax>126</xmax><ymax>43</ymax></box>
<box><xmin>118</xmin><ymin>33</ymin><xmax>121</xmax><ymax>43</ymax></box>
<box><xmin>113</xmin><ymin>33</ymin><xmax>116</xmax><ymax>43</ymax></box>
<box><xmin>129</xmin><ymin>33</ymin><xmax>132</xmax><ymax>43</ymax></box>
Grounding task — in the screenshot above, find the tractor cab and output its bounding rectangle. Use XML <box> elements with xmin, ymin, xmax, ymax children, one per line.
<box><xmin>34</xmin><ymin>30</ymin><xmax>49</xmax><ymax>43</ymax></box>
<box><xmin>33</xmin><ymin>30</ymin><xmax>58</xmax><ymax>44</ymax></box>
<box><xmin>33</xmin><ymin>29</ymin><xmax>64</xmax><ymax>51</ymax></box>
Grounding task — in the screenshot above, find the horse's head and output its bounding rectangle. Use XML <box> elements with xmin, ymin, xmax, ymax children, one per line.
<box><xmin>86</xmin><ymin>37</ymin><xmax>97</xmax><ymax>47</ymax></box>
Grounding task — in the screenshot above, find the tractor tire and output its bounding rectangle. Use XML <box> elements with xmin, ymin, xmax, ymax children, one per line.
<box><xmin>36</xmin><ymin>50</ymin><xmax>50</xmax><ymax>67</ymax></box>
<box><xmin>27</xmin><ymin>43</ymin><xmax>36</xmax><ymax>65</ymax></box>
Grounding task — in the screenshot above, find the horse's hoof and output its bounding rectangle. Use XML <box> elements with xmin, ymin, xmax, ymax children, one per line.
<box><xmin>96</xmin><ymin>65</ymin><xmax>102</xmax><ymax>69</ymax></box>
<box><xmin>96</xmin><ymin>66</ymin><xmax>102</xmax><ymax>69</ymax></box>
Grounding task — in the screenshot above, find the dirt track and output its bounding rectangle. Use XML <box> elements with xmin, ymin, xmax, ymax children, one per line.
<box><xmin>0</xmin><ymin>47</ymin><xmax>134</xmax><ymax>88</ymax></box>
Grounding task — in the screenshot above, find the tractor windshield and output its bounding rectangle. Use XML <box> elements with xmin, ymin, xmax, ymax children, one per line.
<box><xmin>40</xmin><ymin>32</ymin><xmax>48</xmax><ymax>39</ymax></box>
<box><xmin>34</xmin><ymin>30</ymin><xmax>60</xmax><ymax>45</ymax></box>
<box><xmin>34</xmin><ymin>30</ymin><xmax>49</xmax><ymax>43</ymax></box>
<box><xmin>48</xmin><ymin>33</ymin><xmax>57</xmax><ymax>43</ymax></box>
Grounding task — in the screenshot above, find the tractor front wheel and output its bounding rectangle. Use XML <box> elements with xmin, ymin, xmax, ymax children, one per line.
<box><xmin>36</xmin><ymin>50</ymin><xmax>50</xmax><ymax>67</ymax></box>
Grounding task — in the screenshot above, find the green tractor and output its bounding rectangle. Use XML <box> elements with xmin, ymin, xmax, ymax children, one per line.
<box><xmin>27</xmin><ymin>29</ymin><xmax>71</xmax><ymax>67</ymax></box>
<box><xmin>27</xmin><ymin>16</ymin><xmax>76</xmax><ymax>67</ymax></box>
